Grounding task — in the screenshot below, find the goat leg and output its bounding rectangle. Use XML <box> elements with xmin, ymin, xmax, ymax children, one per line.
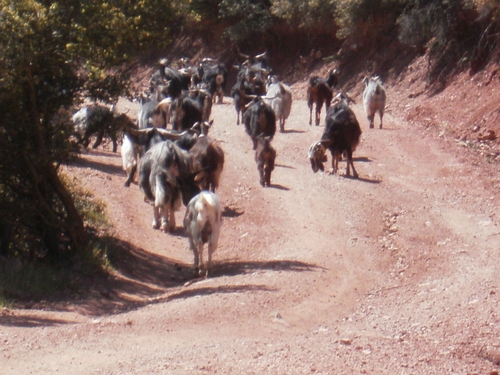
<box><xmin>368</xmin><ymin>115</ymin><xmax>374</xmax><ymax>129</ymax></box>
<box><xmin>259</xmin><ymin>167</ymin><xmax>265</xmax><ymax>187</ymax></box>
<box><xmin>111</xmin><ymin>136</ymin><xmax>118</xmax><ymax>153</ymax></box>
<box><xmin>124</xmin><ymin>164</ymin><xmax>137</xmax><ymax>187</ymax></box>
<box><xmin>265</xmin><ymin>167</ymin><xmax>272</xmax><ymax>187</ymax></box>
<box><xmin>190</xmin><ymin>239</ymin><xmax>200</xmax><ymax>275</ymax></box>
<box><xmin>92</xmin><ymin>132</ymin><xmax>104</xmax><ymax>149</ymax></box>
<box><xmin>196</xmin><ymin>243</ymin><xmax>204</xmax><ymax>276</ymax></box>
<box><xmin>152</xmin><ymin>206</ymin><xmax>161</xmax><ymax>230</ymax></box>
<box><xmin>159</xmin><ymin>206</ymin><xmax>170</xmax><ymax>232</ymax></box>
<box><xmin>345</xmin><ymin>150</ymin><xmax>358</xmax><ymax>178</ymax></box>
<box><xmin>167</xmin><ymin>208</ymin><xmax>176</xmax><ymax>232</ymax></box>
<box><xmin>206</xmin><ymin>228</ymin><xmax>220</xmax><ymax>277</ymax></box>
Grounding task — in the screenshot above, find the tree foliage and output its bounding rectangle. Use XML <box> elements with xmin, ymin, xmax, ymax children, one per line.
<box><xmin>218</xmin><ymin>0</ymin><xmax>274</xmax><ymax>42</ymax></box>
<box><xmin>0</xmin><ymin>0</ymin><xmax>176</xmax><ymax>263</ymax></box>
<box><xmin>270</xmin><ymin>0</ymin><xmax>337</xmax><ymax>29</ymax></box>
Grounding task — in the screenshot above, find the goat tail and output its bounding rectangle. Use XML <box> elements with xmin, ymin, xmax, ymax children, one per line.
<box><xmin>195</xmin><ymin>191</ymin><xmax>222</xmax><ymax>224</ymax></box>
<box><xmin>154</xmin><ymin>172</ymin><xmax>168</xmax><ymax>208</ymax></box>
<box><xmin>198</xmin><ymin>190</ymin><xmax>220</xmax><ymax>210</ymax></box>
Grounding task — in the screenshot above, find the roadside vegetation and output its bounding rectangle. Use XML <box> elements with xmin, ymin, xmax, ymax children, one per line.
<box><xmin>0</xmin><ymin>0</ymin><xmax>498</xmax><ymax>304</ymax></box>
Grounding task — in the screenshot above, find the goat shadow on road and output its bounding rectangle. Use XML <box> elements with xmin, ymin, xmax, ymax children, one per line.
<box><xmin>349</xmin><ymin>175</ymin><xmax>381</xmax><ymax>184</ymax></box>
<box><xmin>0</xmin><ymin>313</ymin><xmax>74</xmax><ymax>328</ymax></box>
<box><xmin>268</xmin><ymin>183</ymin><xmax>290</xmax><ymax>191</ymax></box>
<box><xmin>0</xmin><ymin>237</ymin><xmax>320</xmax><ymax>324</ymax></box>
<box><xmin>281</xmin><ymin>129</ymin><xmax>306</xmax><ymax>134</ymax></box>
<box><xmin>72</xmin><ymin>154</ymin><xmax>125</xmax><ymax>178</ymax></box>
<box><xmin>275</xmin><ymin>163</ymin><xmax>295</xmax><ymax>169</ymax></box>
<box><xmin>353</xmin><ymin>156</ymin><xmax>372</xmax><ymax>163</ymax></box>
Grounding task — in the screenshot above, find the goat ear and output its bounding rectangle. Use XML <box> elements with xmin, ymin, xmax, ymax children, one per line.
<box><xmin>189</xmin><ymin>122</ymin><xmax>201</xmax><ymax>136</ymax></box>
<box><xmin>193</xmin><ymin>172</ymin><xmax>205</xmax><ymax>183</ymax></box>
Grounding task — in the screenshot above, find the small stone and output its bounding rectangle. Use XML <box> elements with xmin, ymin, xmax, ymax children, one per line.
<box><xmin>340</xmin><ymin>338</ymin><xmax>352</xmax><ymax>345</ymax></box>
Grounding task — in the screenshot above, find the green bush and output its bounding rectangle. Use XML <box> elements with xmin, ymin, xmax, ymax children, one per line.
<box><xmin>0</xmin><ymin>174</ymin><xmax>112</xmax><ymax>306</ymax></box>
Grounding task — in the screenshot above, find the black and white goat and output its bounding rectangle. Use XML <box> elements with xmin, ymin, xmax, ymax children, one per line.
<box><xmin>72</xmin><ymin>104</ymin><xmax>133</xmax><ymax>153</ymax></box>
<box><xmin>183</xmin><ymin>191</ymin><xmax>222</xmax><ymax>277</ymax></box>
<box><xmin>138</xmin><ymin>140</ymin><xmax>201</xmax><ymax>232</ymax></box>
<box><xmin>309</xmin><ymin>93</ymin><xmax>362</xmax><ymax>178</ymax></box>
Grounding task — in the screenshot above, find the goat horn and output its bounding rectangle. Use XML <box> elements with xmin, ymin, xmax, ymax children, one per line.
<box><xmin>156</xmin><ymin>128</ymin><xmax>185</xmax><ymax>140</ymax></box>
<box><xmin>237</xmin><ymin>49</ymin><xmax>250</xmax><ymax>60</ymax></box>
<box><xmin>254</xmin><ymin>51</ymin><xmax>267</xmax><ymax>59</ymax></box>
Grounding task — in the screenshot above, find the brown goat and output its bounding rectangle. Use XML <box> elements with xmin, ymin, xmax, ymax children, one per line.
<box><xmin>307</xmin><ymin>69</ymin><xmax>339</xmax><ymax>126</ymax></box>
<box><xmin>189</xmin><ymin>136</ymin><xmax>225</xmax><ymax>192</ymax></box>
<box><xmin>254</xmin><ymin>135</ymin><xmax>276</xmax><ymax>187</ymax></box>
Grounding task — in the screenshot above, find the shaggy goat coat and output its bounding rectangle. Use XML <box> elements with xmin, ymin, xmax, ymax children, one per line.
<box><xmin>184</xmin><ymin>191</ymin><xmax>222</xmax><ymax>277</ymax></box>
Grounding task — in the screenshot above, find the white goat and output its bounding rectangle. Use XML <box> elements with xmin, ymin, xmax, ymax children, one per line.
<box><xmin>121</xmin><ymin>134</ymin><xmax>138</xmax><ymax>187</ymax></box>
<box><xmin>265</xmin><ymin>76</ymin><xmax>293</xmax><ymax>132</ymax></box>
<box><xmin>362</xmin><ymin>76</ymin><xmax>386</xmax><ymax>129</ymax></box>
<box><xmin>183</xmin><ymin>191</ymin><xmax>222</xmax><ymax>277</ymax></box>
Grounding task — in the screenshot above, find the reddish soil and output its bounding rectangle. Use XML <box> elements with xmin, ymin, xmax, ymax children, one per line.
<box><xmin>2</xmin><ymin>57</ymin><xmax>500</xmax><ymax>374</ymax></box>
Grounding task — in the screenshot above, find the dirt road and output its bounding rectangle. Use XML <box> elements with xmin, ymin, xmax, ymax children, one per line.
<box><xmin>2</xmin><ymin>89</ymin><xmax>500</xmax><ymax>374</ymax></box>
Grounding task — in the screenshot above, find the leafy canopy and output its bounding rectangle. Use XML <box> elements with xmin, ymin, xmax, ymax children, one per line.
<box><xmin>0</xmin><ymin>0</ymin><xmax>175</xmax><ymax>262</ymax></box>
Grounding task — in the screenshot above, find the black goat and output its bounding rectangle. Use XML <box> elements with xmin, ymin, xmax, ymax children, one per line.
<box><xmin>171</xmin><ymin>95</ymin><xmax>203</xmax><ymax>132</ymax></box>
<box><xmin>230</xmin><ymin>78</ymin><xmax>255</xmax><ymax>125</ymax></box>
<box><xmin>199</xmin><ymin>61</ymin><xmax>228</xmax><ymax>104</ymax></box>
<box><xmin>242</xmin><ymin>96</ymin><xmax>276</xmax><ymax>150</ymax></box>
<box><xmin>313</xmin><ymin>93</ymin><xmax>362</xmax><ymax>178</ymax></box>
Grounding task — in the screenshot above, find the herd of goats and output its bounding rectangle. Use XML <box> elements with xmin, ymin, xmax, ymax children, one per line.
<box><xmin>71</xmin><ymin>51</ymin><xmax>387</xmax><ymax>277</ymax></box>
